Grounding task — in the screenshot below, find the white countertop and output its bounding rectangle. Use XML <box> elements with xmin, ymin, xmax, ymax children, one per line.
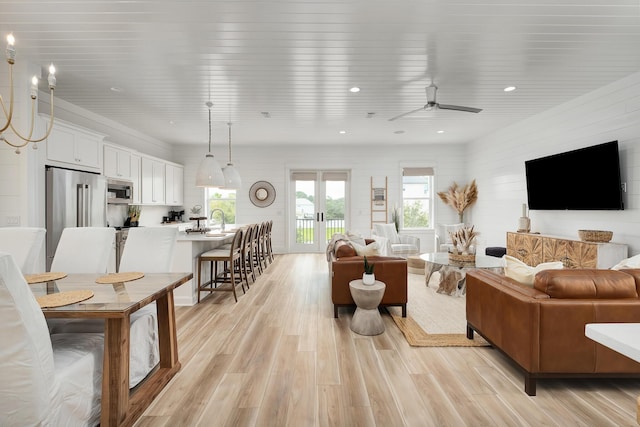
<box><xmin>585</xmin><ymin>323</ymin><xmax>640</xmax><ymax>362</ymax></box>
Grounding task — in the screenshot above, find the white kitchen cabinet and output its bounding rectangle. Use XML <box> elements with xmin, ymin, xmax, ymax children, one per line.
<box><xmin>103</xmin><ymin>145</ymin><xmax>132</xmax><ymax>179</ymax></box>
<box><xmin>165</xmin><ymin>164</ymin><xmax>184</xmax><ymax>206</ymax></box>
<box><xmin>46</xmin><ymin>120</ymin><xmax>105</xmax><ymax>172</ymax></box>
<box><xmin>130</xmin><ymin>154</ymin><xmax>141</xmax><ymax>204</ymax></box>
<box><xmin>141</xmin><ymin>156</ymin><xmax>165</xmax><ymax>205</ymax></box>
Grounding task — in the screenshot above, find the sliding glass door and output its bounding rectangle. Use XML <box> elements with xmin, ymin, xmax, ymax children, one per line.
<box><xmin>290</xmin><ymin>170</ymin><xmax>349</xmax><ymax>252</ymax></box>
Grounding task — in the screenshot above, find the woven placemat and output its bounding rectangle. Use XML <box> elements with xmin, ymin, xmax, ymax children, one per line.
<box><xmin>37</xmin><ymin>290</ymin><xmax>94</xmax><ymax>308</ymax></box>
<box><xmin>24</xmin><ymin>272</ymin><xmax>67</xmax><ymax>284</ymax></box>
<box><xmin>95</xmin><ymin>271</ymin><xmax>144</xmax><ymax>284</ymax></box>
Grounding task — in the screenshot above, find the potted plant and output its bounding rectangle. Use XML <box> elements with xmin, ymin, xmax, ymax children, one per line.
<box><xmin>363</xmin><ymin>256</ymin><xmax>375</xmax><ymax>285</ymax></box>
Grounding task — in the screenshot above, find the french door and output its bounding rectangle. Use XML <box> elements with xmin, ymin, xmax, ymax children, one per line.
<box><xmin>290</xmin><ymin>170</ymin><xmax>349</xmax><ymax>252</ymax></box>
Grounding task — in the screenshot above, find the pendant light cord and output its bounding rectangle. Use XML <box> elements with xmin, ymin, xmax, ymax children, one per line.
<box><xmin>227</xmin><ymin>122</ymin><xmax>232</xmax><ymax>163</ymax></box>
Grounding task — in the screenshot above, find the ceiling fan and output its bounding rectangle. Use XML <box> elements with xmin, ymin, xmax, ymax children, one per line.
<box><xmin>389</xmin><ymin>83</ymin><xmax>482</xmax><ymax>121</ymax></box>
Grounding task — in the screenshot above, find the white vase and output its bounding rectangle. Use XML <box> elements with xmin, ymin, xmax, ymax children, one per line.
<box><xmin>362</xmin><ymin>273</ymin><xmax>375</xmax><ymax>285</ymax></box>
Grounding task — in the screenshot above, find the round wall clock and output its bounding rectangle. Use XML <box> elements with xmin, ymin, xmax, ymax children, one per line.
<box><xmin>249</xmin><ymin>181</ymin><xmax>276</xmax><ymax>207</ymax></box>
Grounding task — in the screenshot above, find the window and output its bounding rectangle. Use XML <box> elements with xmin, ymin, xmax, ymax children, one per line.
<box><xmin>205</xmin><ymin>188</ymin><xmax>236</xmax><ymax>226</ymax></box>
<box><xmin>402</xmin><ymin>167</ymin><xmax>434</xmax><ymax>229</ymax></box>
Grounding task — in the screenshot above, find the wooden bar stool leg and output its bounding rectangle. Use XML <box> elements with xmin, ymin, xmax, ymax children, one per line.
<box><xmin>197</xmin><ymin>257</ymin><xmax>202</xmax><ymax>303</ymax></box>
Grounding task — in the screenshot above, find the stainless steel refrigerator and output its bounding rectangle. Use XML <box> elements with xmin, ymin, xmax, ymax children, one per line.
<box><xmin>46</xmin><ymin>166</ymin><xmax>107</xmax><ymax>270</ymax></box>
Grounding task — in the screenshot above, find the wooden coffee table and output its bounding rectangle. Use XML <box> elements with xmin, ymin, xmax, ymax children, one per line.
<box><xmin>349</xmin><ymin>279</ymin><xmax>386</xmax><ymax>335</ymax></box>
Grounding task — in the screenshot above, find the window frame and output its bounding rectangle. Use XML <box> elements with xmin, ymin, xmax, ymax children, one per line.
<box><xmin>400</xmin><ymin>167</ymin><xmax>434</xmax><ymax>230</ymax></box>
<box><xmin>204</xmin><ymin>187</ymin><xmax>237</xmax><ymax>226</ymax></box>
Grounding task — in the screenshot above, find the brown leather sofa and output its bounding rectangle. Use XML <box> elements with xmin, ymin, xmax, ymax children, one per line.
<box><xmin>330</xmin><ymin>240</ymin><xmax>408</xmax><ymax>318</ymax></box>
<box><xmin>466</xmin><ymin>268</ymin><xmax>640</xmax><ymax>395</ymax></box>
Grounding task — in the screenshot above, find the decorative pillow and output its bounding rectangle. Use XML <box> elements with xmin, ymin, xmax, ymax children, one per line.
<box><xmin>442</xmin><ymin>223</ymin><xmax>465</xmax><ymax>243</ymax></box>
<box><xmin>503</xmin><ymin>255</ymin><xmax>564</xmax><ymax>287</ymax></box>
<box><xmin>611</xmin><ymin>254</ymin><xmax>640</xmax><ymax>270</ymax></box>
<box><xmin>345</xmin><ymin>230</ymin><xmax>366</xmax><ymax>246</ymax></box>
<box><xmin>373</xmin><ymin>223</ymin><xmax>400</xmax><ymax>244</ymax></box>
<box><xmin>334</xmin><ymin>241</ymin><xmax>357</xmax><ymax>258</ymax></box>
<box><xmin>371</xmin><ymin>235</ymin><xmax>389</xmax><ymax>256</ymax></box>
<box><xmin>352</xmin><ymin>241</ymin><xmax>380</xmax><ymax>257</ymax></box>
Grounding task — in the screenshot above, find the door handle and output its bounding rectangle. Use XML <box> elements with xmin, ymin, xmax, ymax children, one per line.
<box><xmin>316</xmin><ymin>212</ymin><xmax>320</xmax><ymax>222</ymax></box>
<box><xmin>76</xmin><ymin>184</ymin><xmax>85</xmax><ymax>227</ymax></box>
<box><xmin>321</xmin><ymin>212</ymin><xmax>324</xmax><ymax>222</ymax></box>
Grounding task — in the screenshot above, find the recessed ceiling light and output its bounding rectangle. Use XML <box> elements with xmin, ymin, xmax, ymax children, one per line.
<box><xmin>261</xmin><ymin>112</ymin><xmax>271</xmax><ymax>118</ymax></box>
<box><xmin>394</xmin><ymin>130</ymin><xmax>405</xmax><ymax>134</ymax></box>
<box><xmin>339</xmin><ymin>130</ymin><xmax>346</xmax><ymax>134</ymax></box>
<box><xmin>437</xmin><ymin>130</ymin><xmax>444</xmax><ymax>134</ymax></box>
<box><xmin>110</xmin><ymin>86</ymin><xmax>123</xmax><ymax>93</ymax></box>
<box><xmin>169</xmin><ymin>120</ymin><xmax>175</xmax><ymax>125</ymax></box>
<box><xmin>349</xmin><ymin>87</ymin><xmax>360</xmax><ymax>93</ymax></box>
<box><xmin>504</xmin><ymin>86</ymin><xmax>517</xmax><ymax>92</ymax></box>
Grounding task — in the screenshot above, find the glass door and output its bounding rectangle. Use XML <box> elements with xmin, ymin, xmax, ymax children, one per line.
<box><xmin>290</xmin><ymin>171</ymin><xmax>348</xmax><ymax>252</ymax></box>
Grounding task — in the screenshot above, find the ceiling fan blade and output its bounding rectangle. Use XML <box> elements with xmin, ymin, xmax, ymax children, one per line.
<box><xmin>438</xmin><ymin>104</ymin><xmax>482</xmax><ymax>113</ymax></box>
<box><xmin>388</xmin><ymin>106</ymin><xmax>425</xmax><ymax>121</ymax></box>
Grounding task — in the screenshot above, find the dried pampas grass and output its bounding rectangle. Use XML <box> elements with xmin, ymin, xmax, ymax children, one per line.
<box><xmin>437</xmin><ymin>179</ymin><xmax>478</xmax><ymax>223</ymax></box>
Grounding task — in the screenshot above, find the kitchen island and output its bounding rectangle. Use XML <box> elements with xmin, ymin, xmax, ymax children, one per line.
<box><xmin>171</xmin><ymin>229</ymin><xmax>237</xmax><ymax>305</ymax></box>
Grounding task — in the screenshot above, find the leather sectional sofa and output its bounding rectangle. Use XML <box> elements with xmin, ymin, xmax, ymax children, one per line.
<box><xmin>466</xmin><ymin>268</ymin><xmax>640</xmax><ymax>395</ymax></box>
<box><xmin>329</xmin><ymin>239</ymin><xmax>408</xmax><ymax>318</ymax></box>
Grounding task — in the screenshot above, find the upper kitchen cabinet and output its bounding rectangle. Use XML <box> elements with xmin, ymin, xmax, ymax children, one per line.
<box><xmin>141</xmin><ymin>156</ymin><xmax>166</xmax><ymax>205</ymax></box>
<box><xmin>45</xmin><ymin>119</ymin><xmax>105</xmax><ymax>173</ymax></box>
<box><xmin>103</xmin><ymin>144</ymin><xmax>132</xmax><ymax>180</ymax></box>
<box><xmin>130</xmin><ymin>154</ymin><xmax>141</xmax><ymax>204</ymax></box>
<box><xmin>165</xmin><ymin>163</ymin><xmax>184</xmax><ymax>206</ymax></box>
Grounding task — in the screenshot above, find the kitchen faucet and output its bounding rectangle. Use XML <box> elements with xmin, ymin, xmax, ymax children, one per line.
<box><xmin>210</xmin><ymin>208</ymin><xmax>226</xmax><ymax>231</ymax></box>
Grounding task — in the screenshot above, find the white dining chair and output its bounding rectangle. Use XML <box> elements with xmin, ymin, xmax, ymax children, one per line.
<box><xmin>119</xmin><ymin>227</ymin><xmax>178</xmax><ymax>273</ymax></box>
<box><xmin>0</xmin><ymin>227</ymin><xmax>46</xmax><ymax>274</ymax></box>
<box><xmin>0</xmin><ymin>251</ymin><xmax>104</xmax><ymax>426</ymax></box>
<box><xmin>50</xmin><ymin>227</ymin><xmax>115</xmax><ymax>274</ymax></box>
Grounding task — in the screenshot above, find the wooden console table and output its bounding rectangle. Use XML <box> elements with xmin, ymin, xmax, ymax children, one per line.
<box><xmin>506</xmin><ymin>232</ymin><xmax>627</xmax><ymax>269</ymax></box>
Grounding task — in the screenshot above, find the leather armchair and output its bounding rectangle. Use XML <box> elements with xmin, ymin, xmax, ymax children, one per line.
<box><xmin>331</xmin><ymin>256</ymin><xmax>408</xmax><ymax>318</ymax></box>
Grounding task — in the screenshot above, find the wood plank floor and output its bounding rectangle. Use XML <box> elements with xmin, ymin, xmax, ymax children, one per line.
<box><xmin>136</xmin><ymin>254</ymin><xmax>640</xmax><ymax>426</ymax></box>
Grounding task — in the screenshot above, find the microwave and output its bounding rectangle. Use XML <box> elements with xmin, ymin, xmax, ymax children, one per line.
<box><xmin>107</xmin><ymin>178</ymin><xmax>133</xmax><ymax>204</ymax></box>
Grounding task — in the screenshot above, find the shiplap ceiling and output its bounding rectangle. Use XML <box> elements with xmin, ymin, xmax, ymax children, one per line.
<box><xmin>2</xmin><ymin>0</ymin><xmax>640</xmax><ymax>147</ymax></box>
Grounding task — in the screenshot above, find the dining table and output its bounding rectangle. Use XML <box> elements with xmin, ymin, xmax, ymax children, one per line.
<box><xmin>29</xmin><ymin>271</ymin><xmax>193</xmax><ymax>427</ymax></box>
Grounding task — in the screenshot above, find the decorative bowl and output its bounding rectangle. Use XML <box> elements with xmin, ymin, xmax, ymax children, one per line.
<box><xmin>578</xmin><ymin>230</ymin><xmax>613</xmax><ymax>243</ymax></box>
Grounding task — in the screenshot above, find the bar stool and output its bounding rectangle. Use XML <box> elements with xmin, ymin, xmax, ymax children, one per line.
<box><xmin>250</xmin><ymin>223</ymin><xmax>263</xmax><ymax>276</ymax></box>
<box><xmin>266</xmin><ymin>220</ymin><xmax>274</xmax><ymax>264</ymax></box>
<box><xmin>258</xmin><ymin>221</ymin><xmax>269</xmax><ymax>271</ymax></box>
<box><xmin>240</xmin><ymin>224</ymin><xmax>255</xmax><ymax>285</ymax></box>
<box><xmin>197</xmin><ymin>228</ymin><xmax>244</xmax><ymax>303</ymax></box>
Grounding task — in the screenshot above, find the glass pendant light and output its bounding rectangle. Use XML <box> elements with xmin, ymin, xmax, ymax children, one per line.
<box><xmin>195</xmin><ymin>101</ymin><xmax>225</xmax><ymax>187</ymax></box>
<box><xmin>222</xmin><ymin>121</ymin><xmax>242</xmax><ymax>189</ymax></box>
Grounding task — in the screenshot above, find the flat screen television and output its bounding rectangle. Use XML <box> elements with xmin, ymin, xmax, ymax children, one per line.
<box><xmin>525</xmin><ymin>141</ymin><xmax>624</xmax><ymax>210</ymax></box>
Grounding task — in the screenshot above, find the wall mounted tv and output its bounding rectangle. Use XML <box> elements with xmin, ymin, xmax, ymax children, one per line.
<box><xmin>525</xmin><ymin>141</ymin><xmax>624</xmax><ymax>210</ymax></box>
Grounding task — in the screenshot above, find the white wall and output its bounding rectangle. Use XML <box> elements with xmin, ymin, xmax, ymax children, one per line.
<box><xmin>469</xmin><ymin>71</ymin><xmax>640</xmax><ymax>256</ymax></box>
<box><xmin>173</xmin><ymin>143</ymin><xmax>468</xmax><ymax>254</ymax></box>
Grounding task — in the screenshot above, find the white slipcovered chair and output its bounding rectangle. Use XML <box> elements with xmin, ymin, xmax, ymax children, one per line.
<box><xmin>0</xmin><ymin>227</ymin><xmax>46</xmax><ymax>274</ymax></box>
<box><xmin>435</xmin><ymin>223</ymin><xmax>475</xmax><ymax>253</ymax></box>
<box><xmin>118</xmin><ymin>227</ymin><xmax>178</xmax><ymax>273</ymax></box>
<box><xmin>0</xmin><ymin>251</ymin><xmax>104</xmax><ymax>426</ymax></box>
<box><xmin>51</xmin><ymin>227</ymin><xmax>115</xmax><ymax>274</ymax></box>
<box><xmin>49</xmin><ymin>226</ymin><xmax>177</xmax><ymax>388</ymax></box>
<box><xmin>372</xmin><ymin>223</ymin><xmax>420</xmax><ymax>258</ymax></box>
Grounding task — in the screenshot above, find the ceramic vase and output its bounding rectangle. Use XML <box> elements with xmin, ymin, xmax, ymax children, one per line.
<box><xmin>362</xmin><ymin>273</ymin><xmax>375</xmax><ymax>285</ymax></box>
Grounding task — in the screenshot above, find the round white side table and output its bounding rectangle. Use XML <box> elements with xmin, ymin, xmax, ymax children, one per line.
<box><xmin>349</xmin><ymin>279</ymin><xmax>386</xmax><ymax>335</ymax></box>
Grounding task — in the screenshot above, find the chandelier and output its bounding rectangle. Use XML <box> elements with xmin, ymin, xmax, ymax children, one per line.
<box><xmin>1</xmin><ymin>34</ymin><xmax>56</xmax><ymax>154</ymax></box>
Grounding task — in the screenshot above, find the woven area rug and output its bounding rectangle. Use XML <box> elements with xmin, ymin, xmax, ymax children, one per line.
<box><xmin>387</xmin><ymin>272</ymin><xmax>489</xmax><ymax>347</ymax></box>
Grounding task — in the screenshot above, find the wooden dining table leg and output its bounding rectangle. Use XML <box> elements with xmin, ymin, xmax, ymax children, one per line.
<box><xmin>156</xmin><ymin>290</ymin><xmax>179</xmax><ymax>367</ymax></box>
<box><xmin>101</xmin><ymin>316</ymin><xmax>131</xmax><ymax>427</ymax></box>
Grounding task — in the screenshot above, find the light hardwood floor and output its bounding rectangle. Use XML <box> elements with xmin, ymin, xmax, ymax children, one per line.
<box><xmin>137</xmin><ymin>254</ymin><xmax>640</xmax><ymax>426</ymax></box>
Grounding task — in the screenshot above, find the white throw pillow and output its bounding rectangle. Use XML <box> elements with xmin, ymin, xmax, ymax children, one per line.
<box><xmin>371</xmin><ymin>235</ymin><xmax>389</xmax><ymax>256</ymax></box>
<box><xmin>503</xmin><ymin>255</ymin><xmax>564</xmax><ymax>287</ymax></box>
<box><xmin>352</xmin><ymin>241</ymin><xmax>380</xmax><ymax>257</ymax></box>
<box><xmin>611</xmin><ymin>254</ymin><xmax>640</xmax><ymax>270</ymax></box>
<box><xmin>373</xmin><ymin>223</ymin><xmax>400</xmax><ymax>244</ymax></box>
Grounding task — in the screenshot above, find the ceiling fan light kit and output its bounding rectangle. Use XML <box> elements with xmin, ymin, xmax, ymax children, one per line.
<box><xmin>389</xmin><ymin>83</ymin><xmax>482</xmax><ymax>121</ymax></box>
<box><xmin>195</xmin><ymin>101</ymin><xmax>225</xmax><ymax>188</ymax></box>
